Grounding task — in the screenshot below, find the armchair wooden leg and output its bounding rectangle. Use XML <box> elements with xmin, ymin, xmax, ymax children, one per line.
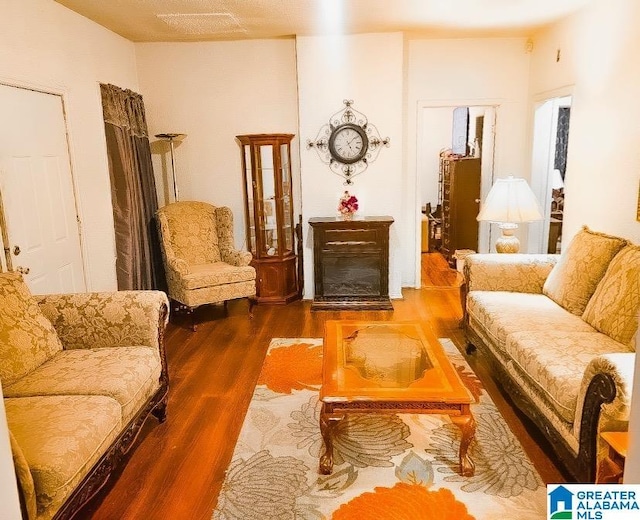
<box><xmin>189</xmin><ymin>306</ymin><xmax>198</xmax><ymax>332</ymax></box>
<box><xmin>169</xmin><ymin>299</ymin><xmax>198</xmax><ymax>332</ymax></box>
<box><xmin>248</xmin><ymin>297</ymin><xmax>256</xmax><ymax>319</ymax></box>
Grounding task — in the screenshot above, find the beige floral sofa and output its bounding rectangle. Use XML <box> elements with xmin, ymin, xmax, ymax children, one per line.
<box><xmin>463</xmin><ymin>227</ymin><xmax>640</xmax><ymax>482</ymax></box>
<box><xmin>0</xmin><ymin>272</ymin><xmax>169</xmax><ymax>520</ymax></box>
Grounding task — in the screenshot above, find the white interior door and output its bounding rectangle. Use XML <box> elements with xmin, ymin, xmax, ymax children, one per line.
<box><xmin>0</xmin><ymin>84</ymin><xmax>86</xmax><ymax>295</ymax></box>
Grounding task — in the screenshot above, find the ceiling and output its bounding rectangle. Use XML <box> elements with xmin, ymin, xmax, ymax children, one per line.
<box><xmin>54</xmin><ymin>0</ymin><xmax>592</xmax><ymax>43</ymax></box>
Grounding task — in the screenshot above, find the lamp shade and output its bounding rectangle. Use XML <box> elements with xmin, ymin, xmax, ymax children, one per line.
<box><xmin>477</xmin><ymin>176</ymin><xmax>543</xmax><ymax>224</ymax></box>
<box><xmin>551</xmin><ymin>169</ymin><xmax>565</xmax><ymax>190</ymax></box>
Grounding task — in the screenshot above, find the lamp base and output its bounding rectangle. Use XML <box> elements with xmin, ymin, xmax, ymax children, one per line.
<box><xmin>495</xmin><ymin>223</ymin><xmax>520</xmax><ymax>253</ymax></box>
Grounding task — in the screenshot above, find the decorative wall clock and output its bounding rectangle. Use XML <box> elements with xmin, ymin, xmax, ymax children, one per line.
<box><xmin>307</xmin><ymin>100</ymin><xmax>390</xmax><ymax>185</ymax></box>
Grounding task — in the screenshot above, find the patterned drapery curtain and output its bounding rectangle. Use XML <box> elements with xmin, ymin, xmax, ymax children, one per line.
<box><xmin>100</xmin><ymin>83</ymin><xmax>164</xmax><ymax>291</ymax></box>
<box><xmin>554</xmin><ymin>107</ymin><xmax>571</xmax><ymax>179</ymax></box>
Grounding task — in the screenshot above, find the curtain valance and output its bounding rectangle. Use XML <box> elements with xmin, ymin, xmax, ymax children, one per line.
<box><xmin>100</xmin><ymin>83</ymin><xmax>149</xmax><ymax>138</ymax></box>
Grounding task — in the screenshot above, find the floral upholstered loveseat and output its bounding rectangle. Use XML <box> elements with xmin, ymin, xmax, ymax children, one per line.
<box><xmin>463</xmin><ymin>227</ymin><xmax>640</xmax><ymax>482</ymax></box>
<box><xmin>0</xmin><ymin>272</ymin><xmax>169</xmax><ymax>520</ymax></box>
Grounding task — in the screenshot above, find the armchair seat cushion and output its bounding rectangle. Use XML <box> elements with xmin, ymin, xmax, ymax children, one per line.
<box><xmin>5</xmin><ymin>395</ymin><xmax>123</xmax><ymax>519</ymax></box>
<box><xmin>467</xmin><ymin>291</ymin><xmax>593</xmax><ymax>355</ymax></box>
<box><xmin>4</xmin><ymin>347</ymin><xmax>161</xmax><ymax>423</ymax></box>
<box><xmin>504</xmin><ymin>330</ymin><xmax>633</xmax><ymax>422</ymax></box>
<box><xmin>182</xmin><ymin>262</ymin><xmax>256</xmax><ymax>290</ymax></box>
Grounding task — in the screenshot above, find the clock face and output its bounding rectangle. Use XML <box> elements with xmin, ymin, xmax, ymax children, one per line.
<box><xmin>328</xmin><ymin>124</ymin><xmax>369</xmax><ymax>165</ymax></box>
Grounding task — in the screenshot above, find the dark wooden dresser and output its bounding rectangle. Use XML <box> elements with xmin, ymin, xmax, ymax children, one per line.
<box><xmin>309</xmin><ymin>216</ymin><xmax>394</xmax><ymax>310</ymax></box>
<box><xmin>439</xmin><ymin>156</ymin><xmax>481</xmax><ymax>265</ymax></box>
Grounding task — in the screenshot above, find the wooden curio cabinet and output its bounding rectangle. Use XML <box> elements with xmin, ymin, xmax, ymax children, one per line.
<box><xmin>237</xmin><ymin>134</ymin><xmax>299</xmax><ymax>304</ymax></box>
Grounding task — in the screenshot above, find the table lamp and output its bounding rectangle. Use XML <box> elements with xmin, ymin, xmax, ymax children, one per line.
<box><xmin>476</xmin><ymin>175</ymin><xmax>543</xmax><ymax>253</ymax></box>
<box><xmin>551</xmin><ymin>168</ymin><xmax>565</xmax><ymax>190</ymax></box>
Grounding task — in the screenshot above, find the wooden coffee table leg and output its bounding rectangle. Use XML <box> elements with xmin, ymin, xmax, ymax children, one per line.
<box><xmin>451</xmin><ymin>412</ymin><xmax>476</xmax><ymax>477</ymax></box>
<box><xmin>319</xmin><ymin>403</ymin><xmax>344</xmax><ymax>475</ymax></box>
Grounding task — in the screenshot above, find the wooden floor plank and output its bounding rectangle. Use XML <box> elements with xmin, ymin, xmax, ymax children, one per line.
<box><xmin>82</xmin><ymin>254</ymin><xmax>568</xmax><ymax>520</ymax></box>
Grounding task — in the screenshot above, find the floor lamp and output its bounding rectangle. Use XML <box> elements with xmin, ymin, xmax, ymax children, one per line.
<box><xmin>476</xmin><ymin>176</ymin><xmax>543</xmax><ymax>253</ymax></box>
<box><xmin>155</xmin><ymin>133</ymin><xmax>186</xmax><ymax>202</ymax></box>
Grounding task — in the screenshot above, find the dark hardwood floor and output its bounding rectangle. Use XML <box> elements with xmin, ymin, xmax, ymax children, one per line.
<box><xmin>82</xmin><ymin>253</ymin><xmax>568</xmax><ymax>520</ymax></box>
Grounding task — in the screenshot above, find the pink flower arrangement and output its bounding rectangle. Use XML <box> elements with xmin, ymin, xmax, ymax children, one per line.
<box><xmin>338</xmin><ymin>191</ymin><xmax>359</xmax><ymax>215</ymax></box>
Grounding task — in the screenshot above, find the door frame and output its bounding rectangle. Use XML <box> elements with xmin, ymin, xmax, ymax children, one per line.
<box><xmin>527</xmin><ymin>85</ymin><xmax>574</xmax><ymax>253</ymax></box>
<box><xmin>414</xmin><ymin>98</ymin><xmax>502</xmax><ymax>287</ymax></box>
<box><xmin>0</xmin><ymin>78</ymin><xmax>87</xmax><ymax>289</ymax></box>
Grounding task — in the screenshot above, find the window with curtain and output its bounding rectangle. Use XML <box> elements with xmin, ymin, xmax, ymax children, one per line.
<box><xmin>100</xmin><ymin>83</ymin><xmax>164</xmax><ymax>291</ymax></box>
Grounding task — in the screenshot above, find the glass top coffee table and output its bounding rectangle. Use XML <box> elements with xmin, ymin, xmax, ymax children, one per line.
<box><xmin>320</xmin><ymin>320</ymin><xmax>476</xmax><ymax>476</ymax></box>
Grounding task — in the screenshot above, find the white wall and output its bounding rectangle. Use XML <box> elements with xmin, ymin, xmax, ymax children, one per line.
<box><xmin>405</xmin><ymin>38</ymin><xmax>532</xmax><ymax>285</ymax></box>
<box><xmin>0</xmin><ymin>0</ymin><xmax>141</xmax><ymax>291</ymax></box>
<box><xmin>297</xmin><ymin>33</ymin><xmax>405</xmax><ymax>299</ymax></box>
<box><xmin>529</xmin><ymin>0</ymin><xmax>640</xmax><ymax>482</ymax></box>
<box><xmin>135</xmin><ymin>40</ymin><xmax>300</xmax><ymax>251</ymax></box>
<box><xmin>418</xmin><ymin>107</ymin><xmax>453</xmax><ymax>209</ymax></box>
<box><xmin>530</xmin><ymin>0</ymin><xmax>640</xmax><ymax>245</ymax></box>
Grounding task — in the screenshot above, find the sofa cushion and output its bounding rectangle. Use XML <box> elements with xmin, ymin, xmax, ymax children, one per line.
<box><xmin>543</xmin><ymin>226</ymin><xmax>627</xmax><ymax>315</ymax></box>
<box><xmin>467</xmin><ymin>291</ymin><xmax>594</xmax><ymax>355</ymax></box>
<box><xmin>4</xmin><ymin>346</ymin><xmax>162</xmax><ymax>423</ymax></box>
<box><xmin>504</xmin><ymin>331</ymin><xmax>634</xmax><ymax>422</ymax></box>
<box><xmin>582</xmin><ymin>245</ymin><xmax>640</xmax><ymax>346</ymax></box>
<box><xmin>0</xmin><ymin>272</ymin><xmax>63</xmax><ymax>386</ymax></box>
<box><xmin>5</xmin><ymin>395</ymin><xmax>122</xmax><ymax>519</ymax></box>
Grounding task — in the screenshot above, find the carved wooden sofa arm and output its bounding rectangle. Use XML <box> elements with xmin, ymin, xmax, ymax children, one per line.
<box><xmin>574</xmin><ymin>353</ymin><xmax>634</xmax><ymax>466</ymax></box>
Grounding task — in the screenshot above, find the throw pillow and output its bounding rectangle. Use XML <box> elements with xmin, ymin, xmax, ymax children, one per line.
<box><xmin>582</xmin><ymin>245</ymin><xmax>640</xmax><ymax>345</ymax></box>
<box><xmin>543</xmin><ymin>226</ymin><xmax>627</xmax><ymax>315</ymax></box>
<box><xmin>0</xmin><ymin>272</ymin><xmax>63</xmax><ymax>386</ymax></box>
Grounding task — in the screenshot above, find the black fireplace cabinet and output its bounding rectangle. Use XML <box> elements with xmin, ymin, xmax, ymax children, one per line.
<box><xmin>309</xmin><ymin>216</ymin><xmax>394</xmax><ymax>310</ymax></box>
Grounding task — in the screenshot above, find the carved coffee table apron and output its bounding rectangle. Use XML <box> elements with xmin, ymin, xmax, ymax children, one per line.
<box><xmin>319</xmin><ymin>320</ymin><xmax>476</xmax><ymax>477</ymax></box>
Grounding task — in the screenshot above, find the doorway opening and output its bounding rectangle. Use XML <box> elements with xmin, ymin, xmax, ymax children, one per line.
<box><xmin>416</xmin><ymin>104</ymin><xmax>497</xmax><ymax>287</ymax></box>
<box><xmin>528</xmin><ymin>95</ymin><xmax>572</xmax><ymax>254</ymax></box>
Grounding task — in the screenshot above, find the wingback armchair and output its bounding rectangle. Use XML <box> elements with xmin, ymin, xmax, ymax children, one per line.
<box><xmin>156</xmin><ymin>201</ymin><xmax>256</xmax><ymax>329</ymax></box>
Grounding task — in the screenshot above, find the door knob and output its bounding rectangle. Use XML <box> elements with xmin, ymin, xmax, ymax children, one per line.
<box><xmin>13</xmin><ymin>245</ymin><xmax>20</xmax><ymax>255</ymax></box>
<box><xmin>16</xmin><ymin>266</ymin><xmax>30</xmax><ymax>275</ymax></box>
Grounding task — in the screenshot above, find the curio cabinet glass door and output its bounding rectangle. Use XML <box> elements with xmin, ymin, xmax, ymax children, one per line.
<box><xmin>237</xmin><ymin>133</ymin><xmax>299</xmax><ymax>303</ymax></box>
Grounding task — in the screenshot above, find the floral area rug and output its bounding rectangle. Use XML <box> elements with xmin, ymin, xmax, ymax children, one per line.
<box><xmin>212</xmin><ymin>338</ymin><xmax>547</xmax><ymax>520</ymax></box>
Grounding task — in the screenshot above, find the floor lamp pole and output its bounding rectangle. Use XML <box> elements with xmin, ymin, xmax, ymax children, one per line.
<box><xmin>155</xmin><ymin>133</ymin><xmax>186</xmax><ymax>202</ymax></box>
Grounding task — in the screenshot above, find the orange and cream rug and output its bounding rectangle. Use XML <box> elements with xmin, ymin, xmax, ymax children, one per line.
<box><xmin>212</xmin><ymin>338</ymin><xmax>548</xmax><ymax>519</ymax></box>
